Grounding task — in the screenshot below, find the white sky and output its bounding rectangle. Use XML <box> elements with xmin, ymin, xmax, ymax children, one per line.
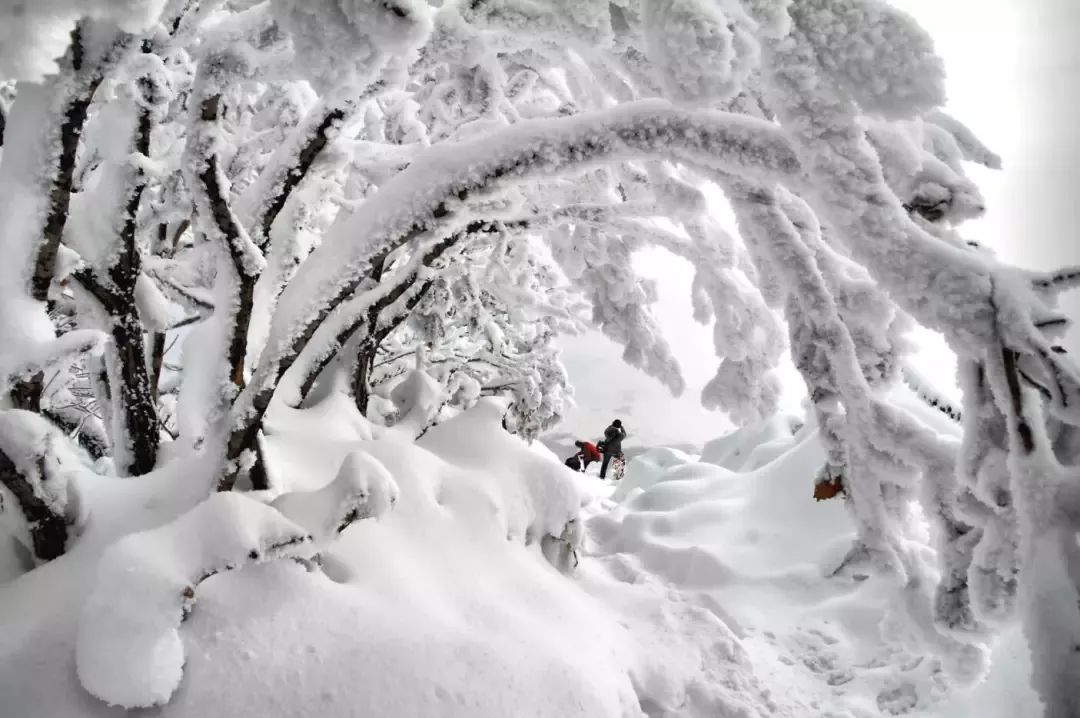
<box><xmin>557</xmin><ymin>0</ymin><xmax>1080</xmax><ymax>449</ymax></box>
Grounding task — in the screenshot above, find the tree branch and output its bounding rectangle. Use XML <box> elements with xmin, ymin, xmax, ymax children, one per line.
<box><xmin>0</xmin><ymin>440</ymin><xmax>68</xmax><ymax>561</ymax></box>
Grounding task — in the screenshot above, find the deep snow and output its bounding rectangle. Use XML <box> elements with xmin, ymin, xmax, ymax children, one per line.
<box><xmin>0</xmin><ymin>385</ymin><xmax>1045</xmax><ymax>717</ymax></box>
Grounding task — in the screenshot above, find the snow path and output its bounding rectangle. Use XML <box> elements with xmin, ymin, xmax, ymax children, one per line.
<box><xmin>569</xmin><ymin>427</ymin><xmax>963</xmax><ymax>718</ymax></box>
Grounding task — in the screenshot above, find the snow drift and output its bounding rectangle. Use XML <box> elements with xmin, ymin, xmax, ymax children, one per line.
<box><xmin>1</xmin><ymin>396</ymin><xmax>790</xmax><ymax>717</ymax></box>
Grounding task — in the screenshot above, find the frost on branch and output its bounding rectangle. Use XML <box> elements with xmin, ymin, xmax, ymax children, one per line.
<box><xmin>641</xmin><ymin>0</ymin><xmax>749</xmax><ymax>106</ymax></box>
<box><xmin>786</xmin><ymin>0</ymin><xmax>945</xmax><ymax>119</ymax></box>
<box><xmin>551</xmin><ymin>226</ymin><xmax>685</xmax><ymax>395</ymax></box>
<box><xmin>270</xmin><ymin>0</ymin><xmax>432</xmax><ymax>92</ymax></box>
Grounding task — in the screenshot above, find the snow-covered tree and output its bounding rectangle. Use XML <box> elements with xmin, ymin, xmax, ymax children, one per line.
<box><xmin>0</xmin><ymin>1</ymin><xmax>1078</xmax><ymax>713</ymax></box>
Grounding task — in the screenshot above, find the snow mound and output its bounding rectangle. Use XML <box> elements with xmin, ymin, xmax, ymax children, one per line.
<box><xmin>6</xmin><ymin>397</ymin><xmax>785</xmax><ymax>717</ymax></box>
<box><xmin>587</xmin><ymin>420</ymin><xmax>1036</xmax><ymax>715</ymax></box>
<box><xmin>612</xmin><ymin>445</ymin><xmax>701</xmax><ymax>502</ymax></box>
<box><xmin>271</xmin><ymin>450</ymin><xmax>399</xmax><ymax>544</ymax></box>
<box><xmin>75</xmin><ymin>493</ymin><xmax>319</xmax><ymax>709</ymax></box>
<box><xmin>388</xmin><ymin>368</ymin><xmax>446</xmax><ymax>439</ymax></box>
<box><xmin>699</xmin><ymin>412</ymin><xmax>800</xmax><ymax>471</ymax></box>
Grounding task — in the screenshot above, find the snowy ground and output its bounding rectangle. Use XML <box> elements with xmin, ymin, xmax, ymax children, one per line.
<box><xmin>0</xmin><ymin>386</ymin><xmax>1043</xmax><ymax>717</ymax></box>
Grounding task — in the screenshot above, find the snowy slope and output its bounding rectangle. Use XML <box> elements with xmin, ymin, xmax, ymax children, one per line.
<box><xmin>0</xmin><ymin>396</ymin><xmax>785</xmax><ymax>717</ymax></box>
<box><xmin>586</xmin><ymin>395</ymin><xmax>1041</xmax><ymax>718</ymax></box>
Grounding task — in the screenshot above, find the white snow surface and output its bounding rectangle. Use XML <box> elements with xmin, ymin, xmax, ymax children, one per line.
<box><xmin>0</xmin><ymin>393</ymin><xmax>1043</xmax><ymax>716</ymax></box>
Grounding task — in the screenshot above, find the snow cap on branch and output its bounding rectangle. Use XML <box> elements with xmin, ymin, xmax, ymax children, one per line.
<box><xmin>270</xmin><ymin>0</ymin><xmax>433</xmax><ymax>92</ymax></box>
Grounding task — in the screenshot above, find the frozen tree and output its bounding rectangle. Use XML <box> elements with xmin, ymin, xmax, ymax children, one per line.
<box><xmin>1</xmin><ymin>2</ymin><xmax>1079</xmax><ymax>714</ymax></box>
<box><xmin>358</xmin><ymin>228</ymin><xmax>582</xmax><ymax>439</ymax></box>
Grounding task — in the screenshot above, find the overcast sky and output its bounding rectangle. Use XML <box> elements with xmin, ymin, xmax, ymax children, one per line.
<box><xmin>558</xmin><ymin>0</ymin><xmax>1080</xmax><ymax>448</ymax></box>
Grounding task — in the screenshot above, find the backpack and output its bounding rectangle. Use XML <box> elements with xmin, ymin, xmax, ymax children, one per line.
<box><xmin>564</xmin><ymin>454</ymin><xmax>582</xmax><ymax>472</ymax></box>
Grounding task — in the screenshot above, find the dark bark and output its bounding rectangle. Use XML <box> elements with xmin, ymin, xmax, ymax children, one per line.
<box><xmin>9</xmin><ymin>372</ymin><xmax>45</xmax><ymax>412</ymax></box>
<box><xmin>197</xmin><ymin>95</ymin><xmax>258</xmax><ymax>391</ymax></box>
<box><xmin>253</xmin><ymin>106</ymin><xmax>347</xmax><ymax>252</ymax></box>
<box><xmin>11</xmin><ymin>27</ymin><xmax>114</xmax><ymax>411</ymax></box>
<box><xmin>41</xmin><ymin>409</ymin><xmax>109</xmax><ymax>460</ymax></box>
<box><xmin>348</xmin><ymin>252</ymin><xmax>387</xmax><ymax>416</ymax></box>
<box><xmin>351</xmin><ymin>346</ymin><xmax>376</xmax><ymax>416</ymax></box>
<box><xmin>111</xmin><ymin>314</ymin><xmax>160</xmax><ymax>473</ymax></box>
<box><xmin>150</xmin><ymin>332</ymin><xmax>166</xmax><ymax>404</ymax></box>
<box><xmin>30</xmin><ymin>27</ymin><xmax>108</xmax><ymax>303</ymax></box>
<box><xmin>304</xmin><ymin>233</ymin><xmax>460</xmax><ymax>405</ymax></box>
<box><xmin>247</xmin><ymin>432</ymin><xmax>271</xmax><ymax>491</ymax></box>
<box><xmin>0</xmin><ymin>447</ymin><xmax>68</xmax><ymax>561</ymax></box>
<box><xmin>69</xmin><ymin>84</ymin><xmax>159</xmax><ymax>476</ymax></box>
<box><xmin>1002</xmin><ymin>347</ymin><xmax>1036</xmax><ymax>455</ymax></box>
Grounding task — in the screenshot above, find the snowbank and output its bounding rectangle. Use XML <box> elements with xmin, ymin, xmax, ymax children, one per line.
<box><xmin>612</xmin><ymin>445</ymin><xmax>699</xmax><ymax>502</ymax></box>
<box><xmin>2</xmin><ymin>396</ymin><xmax>787</xmax><ymax>717</ymax></box>
<box><xmin>589</xmin><ymin>413</ymin><xmax>1040</xmax><ymax>716</ymax></box>
<box><xmin>699</xmin><ymin>412</ymin><xmax>801</xmax><ymax>471</ymax></box>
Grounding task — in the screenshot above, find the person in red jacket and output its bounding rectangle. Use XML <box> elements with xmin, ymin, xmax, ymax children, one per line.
<box><xmin>574</xmin><ymin>440</ymin><xmax>602</xmax><ymax>471</ymax></box>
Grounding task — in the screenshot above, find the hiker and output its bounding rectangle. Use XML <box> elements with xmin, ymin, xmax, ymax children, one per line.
<box><xmin>575</xmin><ymin>440</ymin><xmax>602</xmax><ymax>471</ymax></box>
<box><xmin>598</xmin><ymin>419</ymin><xmax>627</xmax><ymax>480</ymax></box>
<box><xmin>564</xmin><ymin>439</ymin><xmax>601</xmax><ymax>473</ymax></box>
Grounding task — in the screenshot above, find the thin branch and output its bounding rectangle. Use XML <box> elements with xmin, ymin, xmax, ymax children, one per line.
<box><xmin>32</xmin><ymin>26</ymin><xmax>124</xmax><ymax>302</ymax></box>
<box><xmin>1033</xmin><ymin>267</ymin><xmax>1080</xmax><ymax>294</ymax></box>
<box><xmin>1001</xmin><ymin>347</ymin><xmax>1036</xmax><ymax>455</ymax></box>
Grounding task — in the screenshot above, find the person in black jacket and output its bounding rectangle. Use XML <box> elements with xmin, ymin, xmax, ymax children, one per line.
<box><xmin>598</xmin><ymin>419</ymin><xmax>627</xmax><ymax>480</ymax></box>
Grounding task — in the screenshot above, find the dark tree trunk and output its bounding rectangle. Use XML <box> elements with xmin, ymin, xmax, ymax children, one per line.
<box><xmin>111</xmin><ymin>314</ymin><xmax>160</xmax><ymax>474</ymax></box>
<box><xmin>149</xmin><ymin>331</ymin><xmax>166</xmax><ymax>404</ymax></box>
<box><xmin>10</xmin><ymin>27</ymin><xmax>116</xmax><ymax>412</ymax></box>
<box><xmin>0</xmin><ymin>449</ymin><xmax>67</xmax><ymax>561</ymax></box>
<box><xmin>9</xmin><ymin>372</ymin><xmax>45</xmax><ymax>412</ymax></box>
<box><xmin>71</xmin><ymin>81</ymin><xmax>159</xmax><ymax>476</ymax></box>
<box><xmin>247</xmin><ymin>432</ymin><xmax>271</xmax><ymax>491</ymax></box>
<box><xmin>197</xmin><ymin>95</ymin><xmax>257</xmax><ymax>392</ymax></box>
<box><xmin>30</xmin><ymin>27</ymin><xmax>109</xmax><ymax>304</ymax></box>
<box><xmin>351</xmin><ymin>343</ymin><xmax>376</xmax><ymax>416</ymax></box>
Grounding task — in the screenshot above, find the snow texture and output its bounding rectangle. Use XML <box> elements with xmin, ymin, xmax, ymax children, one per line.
<box><xmin>271</xmin><ymin>450</ymin><xmax>399</xmax><ymax>544</ymax></box>
<box><xmin>76</xmin><ymin>493</ymin><xmax>319</xmax><ymax>708</ymax></box>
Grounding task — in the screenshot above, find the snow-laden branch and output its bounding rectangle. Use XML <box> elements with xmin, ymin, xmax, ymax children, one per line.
<box><xmin>725</xmin><ymin>176</ymin><xmax>989</xmax><ymax>679</ymax></box>
<box><xmin>0</xmin><ymin>329</ymin><xmax>106</xmax><ymax>398</ymax></box>
<box><xmin>77</xmin><ymin>450</ymin><xmax>398</xmax><ymax>708</ymax></box>
<box><xmin>256</xmin><ymin>99</ymin><xmax>799</xmax><ymax>380</ymax></box>
<box><xmin>758</xmin><ymin>12</ymin><xmax>1080</xmax><ymax>429</ymax></box>
<box><xmin>902</xmin><ymin>362</ymin><xmax>962</xmax><ymax>422</ymax></box>
<box><xmin>0</xmin><ymin>410</ymin><xmax>85</xmax><ymax>561</ymax></box>
<box><xmin>227</xmin><ymin>101</ymin><xmax>799</xmax><ymax>469</ymax></box>
<box><xmin>1033</xmin><ymin>266</ymin><xmax>1080</xmax><ymax>295</ymax></box>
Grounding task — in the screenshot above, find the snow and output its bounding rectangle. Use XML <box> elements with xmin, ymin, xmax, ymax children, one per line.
<box><xmin>270</xmin><ymin>450</ymin><xmax>399</xmax><ymax>544</ymax></box>
<box><xmin>0</xmin><ymin>388</ymin><xmax>1049</xmax><ymax>717</ymax></box>
<box><xmin>0</xmin><ymin>0</ymin><xmax>166</xmax><ymax>82</ymax></box>
<box><xmin>0</xmin><ymin>1</ymin><xmax>1075</xmax><ymax>716</ymax></box>
<box><xmin>76</xmin><ymin>492</ymin><xmax>319</xmax><ymax>708</ymax></box>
